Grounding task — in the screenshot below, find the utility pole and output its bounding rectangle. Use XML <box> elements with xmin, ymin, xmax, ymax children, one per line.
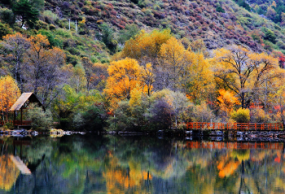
<box><xmin>69</xmin><ymin>18</ymin><xmax>70</xmax><ymax>30</ymax></box>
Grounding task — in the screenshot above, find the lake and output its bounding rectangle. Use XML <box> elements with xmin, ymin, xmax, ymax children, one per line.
<box><xmin>0</xmin><ymin>135</ymin><xmax>284</xmax><ymax>194</ymax></box>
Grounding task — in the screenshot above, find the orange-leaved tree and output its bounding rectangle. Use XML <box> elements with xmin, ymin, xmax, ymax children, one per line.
<box><xmin>0</xmin><ymin>76</ymin><xmax>20</xmax><ymax>122</ymax></box>
<box><xmin>217</xmin><ymin>89</ymin><xmax>240</xmax><ymax>116</ymax></box>
<box><xmin>104</xmin><ymin>58</ymin><xmax>145</xmax><ymax>109</ymax></box>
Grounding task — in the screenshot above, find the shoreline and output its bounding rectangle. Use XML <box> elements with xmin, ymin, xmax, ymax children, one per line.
<box><xmin>1</xmin><ymin>127</ymin><xmax>285</xmax><ymax>142</ymax></box>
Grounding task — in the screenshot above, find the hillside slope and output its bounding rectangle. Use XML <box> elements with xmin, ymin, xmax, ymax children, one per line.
<box><xmin>1</xmin><ymin>0</ymin><xmax>285</xmax><ymax>64</ymax></box>
<box><xmin>44</xmin><ymin>0</ymin><xmax>285</xmax><ymax>53</ymax></box>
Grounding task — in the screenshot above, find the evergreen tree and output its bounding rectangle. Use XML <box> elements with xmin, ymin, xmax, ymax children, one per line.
<box><xmin>216</xmin><ymin>6</ymin><xmax>225</xmax><ymax>13</ymax></box>
<box><xmin>12</xmin><ymin>0</ymin><xmax>39</xmax><ymax>28</ymax></box>
<box><xmin>96</xmin><ymin>23</ymin><xmax>117</xmax><ymax>53</ymax></box>
<box><xmin>264</xmin><ymin>29</ymin><xmax>277</xmax><ymax>43</ymax></box>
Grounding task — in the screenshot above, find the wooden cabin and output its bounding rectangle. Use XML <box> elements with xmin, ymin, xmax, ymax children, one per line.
<box><xmin>9</xmin><ymin>92</ymin><xmax>43</xmax><ymax>127</ymax></box>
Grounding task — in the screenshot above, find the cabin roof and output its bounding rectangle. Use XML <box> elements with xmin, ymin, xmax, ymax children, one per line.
<box><xmin>9</xmin><ymin>92</ymin><xmax>42</xmax><ymax>111</ymax></box>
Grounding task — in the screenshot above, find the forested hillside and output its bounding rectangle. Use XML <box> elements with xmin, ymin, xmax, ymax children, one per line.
<box><xmin>1</xmin><ymin>0</ymin><xmax>285</xmax><ymax>131</ymax></box>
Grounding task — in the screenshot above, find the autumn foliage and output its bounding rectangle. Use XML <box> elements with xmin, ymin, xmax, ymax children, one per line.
<box><xmin>0</xmin><ymin>27</ymin><xmax>285</xmax><ymax>131</ymax></box>
<box><xmin>0</xmin><ymin>76</ymin><xmax>20</xmax><ymax>122</ymax></box>
<box><xmin>104</xmin><ymin>58</ymin><xmax>145</xmax><ymax>109</ymax></box>
<box><xmin>0</xmin><ymin>155</ymin><xmax>20</xmax><ymax>191</ymax></box>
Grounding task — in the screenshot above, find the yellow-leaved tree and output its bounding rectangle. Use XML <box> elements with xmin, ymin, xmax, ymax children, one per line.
<box><xmin>129</xmin><ymin>86</ymin><xmax>143</xmax><ymax>107</ymax></box>
<box><xmin>213</xmin><ymin>46</ymin><xmax>284</xmax><ymax>108</ymax></box>
<box><xmin>141</xmin><ymin>63</ymin><xmax>155</xmax><ymax>96</ymax></box>
<box><xmin>186</xmin><ymin>52</ymin><xmax>214</xmax><ymax>102</ymax></box>
<box><xmin>0</xmin><ymin>76</ymin><xmax>21</xmax><ymax>122</ymax></box>
<box><xmin>159</xmin><ymin>37</ymin><xmax>189</xmax><ymax>90</ymax></box>
<box><xmin>121</xmin><ymin>29</ymin><xmax>172</xmax><ymax>64</ymax></box>
<box><xmin>104</xmin><ymin>58</ymin><xmax>145</xmax><ymax>109</ymax></box>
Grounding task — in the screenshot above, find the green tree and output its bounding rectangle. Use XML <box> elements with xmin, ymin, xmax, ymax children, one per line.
<box><xmin>30</xmin><ymin>0</ymin><xmax>45</xmax><ymax>12</ymax></box>
<box><xmin>264</xmin><ymin>29</ymin><xmax>277</xmax><ymax>43</ymax></box>
<box><xmin>216</xmin><ymin>5</ymin><xmax>225</xmax><ymax>13</ymax></box>
<box><xmin>96</xmin><ymin>23</ymin><xmax>117</xmax><ymax>53</ymax></box>
<box><xmin>0</xmin><ymin>22</ymin><xmax>12</xmax><ymax>39</ymax></box>
<box><xmin>0</xmin><ymin>8</ymin><xmax>15</xmax><ymax>25</ymax></box>
<box><xmin>12</xmin><ymin>0</ymin><xmax>39</xmax><ymax>28</ymax></box>
<box><xmin>118</xmin><ymin>24</ymin><xmax>140</xmax><ymax>44</ymax></box>
<box><xmin>27</xmin><ymin>103</ymin><xmax>53</xmax><ymax>131</ymax></box>
<box><xmin>80</xmin><ymin>103</ymin><xmax>107</xmax><ymax>130</ymax></box>
<box><xmin>235</xmin><ymin>0</ymin><xmax>251</xmax><ymax>11</ymax></box>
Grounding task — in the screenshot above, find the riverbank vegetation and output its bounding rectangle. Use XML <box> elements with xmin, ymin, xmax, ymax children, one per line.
<box><xmin>1</xmin><ymin>0</ymin><xmax>285</xmax><ymax>131</ymax></box>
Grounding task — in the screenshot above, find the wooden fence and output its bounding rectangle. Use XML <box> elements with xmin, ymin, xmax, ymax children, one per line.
<box><xmin>186</xmin><ymin>122</ymin><xmax>284</xmax><ymax>131</ymax></box>
<box><xmin>185</xmin><ymin>141</ymin><xmax>284</xmax><ymax>150</ymax></box>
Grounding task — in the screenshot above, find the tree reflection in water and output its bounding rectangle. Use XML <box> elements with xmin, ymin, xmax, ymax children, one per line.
<box><xmin>0</xmin><ymin>135</ymin><xmax>284</xmax><ymax>193</ymax></box>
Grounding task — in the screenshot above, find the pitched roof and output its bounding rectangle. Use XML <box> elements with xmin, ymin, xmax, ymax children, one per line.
<box><xmin>9</xmin><ymin>92</ymin><xmax>41</xmax><ymax>111</ymax></box>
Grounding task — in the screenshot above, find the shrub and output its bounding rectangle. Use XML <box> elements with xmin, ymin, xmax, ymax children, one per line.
<box><xmin>264</xmin><ymin>40</ymin><xmax>274</xmax><ymax>51</ymax></box>
<box><xmin>150</xmin><ymin>99</ymin><xmax>174</xmax><ymax>130</ymax></box>
<box><xmin>277</xmin><ymin>41</ymin><xmax>285</xmax><ymax>50</ymax></box>
<box><xmin>61</xmin><ymin>1</ymin><xmax>70</xmax><ymax>9</ymax></box>
<box><xmin>264</xmin><ymin>29</ymin><xmax>277</xmax><ymax>44</ymax></box>
<box><xmin>81</xmin><ymin>103</ymin><xmax>107</xmax><ymax>130</ymax></box>
<box><xmin>216</xmin><ymin>5</ymin><xmax>225</xmax><ymax>13</ymax></box>
<box><xmin>34</xmin><ymin>20</ymin><xmax>48</xmax><ymax>30</ymax></box>
<box><xmin>233</xmin><ymin>0</ymin><xmax>250</xmax><ymax>11</ymax></box>
<box><xmin>27</xmin><ymin>104</ymin><xmax>53</xmax><ymax>131</ymax></box>
<box><xmin>3</xmin><ymin>122</ymin><xmax>13</xmax><ymax>130</ymax></box>
<box><xmin>0</xmin><ymin>22</ymin><xmax>12</xmax><ymax>39</ymax></box>
<box><xmin>250</xmin><ymin>108</ymin><xmax>271</xmax><ymax>123</ymax></box>
<box><xmin>0</xmin><ymin>8</ymin><xmax>14</xmax><ymax>25</ymax></box>
<box><xmin>231</xmin><ymin>108</ymin><xmax>250</xmax><ymax>123</ymax></box>
<box><xmin>191</xmin><ymin>102</ymin><xmax>214</xmax><ymax>122</ymax></box>
<box><xmin>38</xmin><ymin>29</ymin><xmax>63</xmax><ymax>47</ymax></box>
<box><xmin>107</xmin><ymin>101</ymin><xmax>134</xmax><ymax>131</ymax></box>
<box><xmin>49</xmin><ymin>24</ymin><xmax>56</xmax><ymax>30</ymax></box>
<box><xmin>55</xmin><ymin>28</ymin><xmax>72</xmax><ymax>38</ymax></box>
<box><xmin>43</xmin><ymin>10</ymin><xmax>58</xmax><ymax>23</ymax></box>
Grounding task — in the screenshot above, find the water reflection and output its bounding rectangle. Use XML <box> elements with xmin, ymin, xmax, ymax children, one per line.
<box><xmin>0</xmin><ymin>135</ymin><xmax>284</xmax><ymax>193</ymax></box>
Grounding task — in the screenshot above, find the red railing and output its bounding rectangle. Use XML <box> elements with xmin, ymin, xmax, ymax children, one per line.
<box><xmin>185</xmin><ymin>141</ymin><xmax>284</xmax><ymax>150</ymax></box>
<box><xmin>186</xmin><ymin>122</ymin><xmax>284</xmax><ymax>130</ymax></box>
<box><xmin>12</xmin><ymin>120</ymin><xmax>32</xmax><ymax>126</ymax></box>
<box><xmin>0</xmin><ymin>120</ymin><xmax>32</xmax><ymax>126</ymax></box>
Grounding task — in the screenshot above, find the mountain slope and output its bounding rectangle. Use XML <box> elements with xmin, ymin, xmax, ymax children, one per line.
<box><xmin>1</xmin><ymin>0</ymin><xmax>285</xmax><ymax>65</ymax></box>
<box><xmin>43</xmin><ymin>0</ymin><xmax>285</xmax><ymax>53</ymax></box>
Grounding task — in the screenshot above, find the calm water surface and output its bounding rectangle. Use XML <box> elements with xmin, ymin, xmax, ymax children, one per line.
<box><xmin>0</xmin><ymin>135</ymin><xmax>284</xmax><ymax>194</ymax></box>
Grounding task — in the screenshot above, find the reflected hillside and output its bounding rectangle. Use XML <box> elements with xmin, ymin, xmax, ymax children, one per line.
<box><xmin>0</xmin><ymin>135</ymin><xmax>284</xmax><ymax>193</ymax></box>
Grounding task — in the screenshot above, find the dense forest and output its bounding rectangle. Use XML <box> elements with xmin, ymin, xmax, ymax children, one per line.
<box><xmin>1</xmin><ymin>0</ymin><xmax>285</xmax><ymax>131</ymax></box>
